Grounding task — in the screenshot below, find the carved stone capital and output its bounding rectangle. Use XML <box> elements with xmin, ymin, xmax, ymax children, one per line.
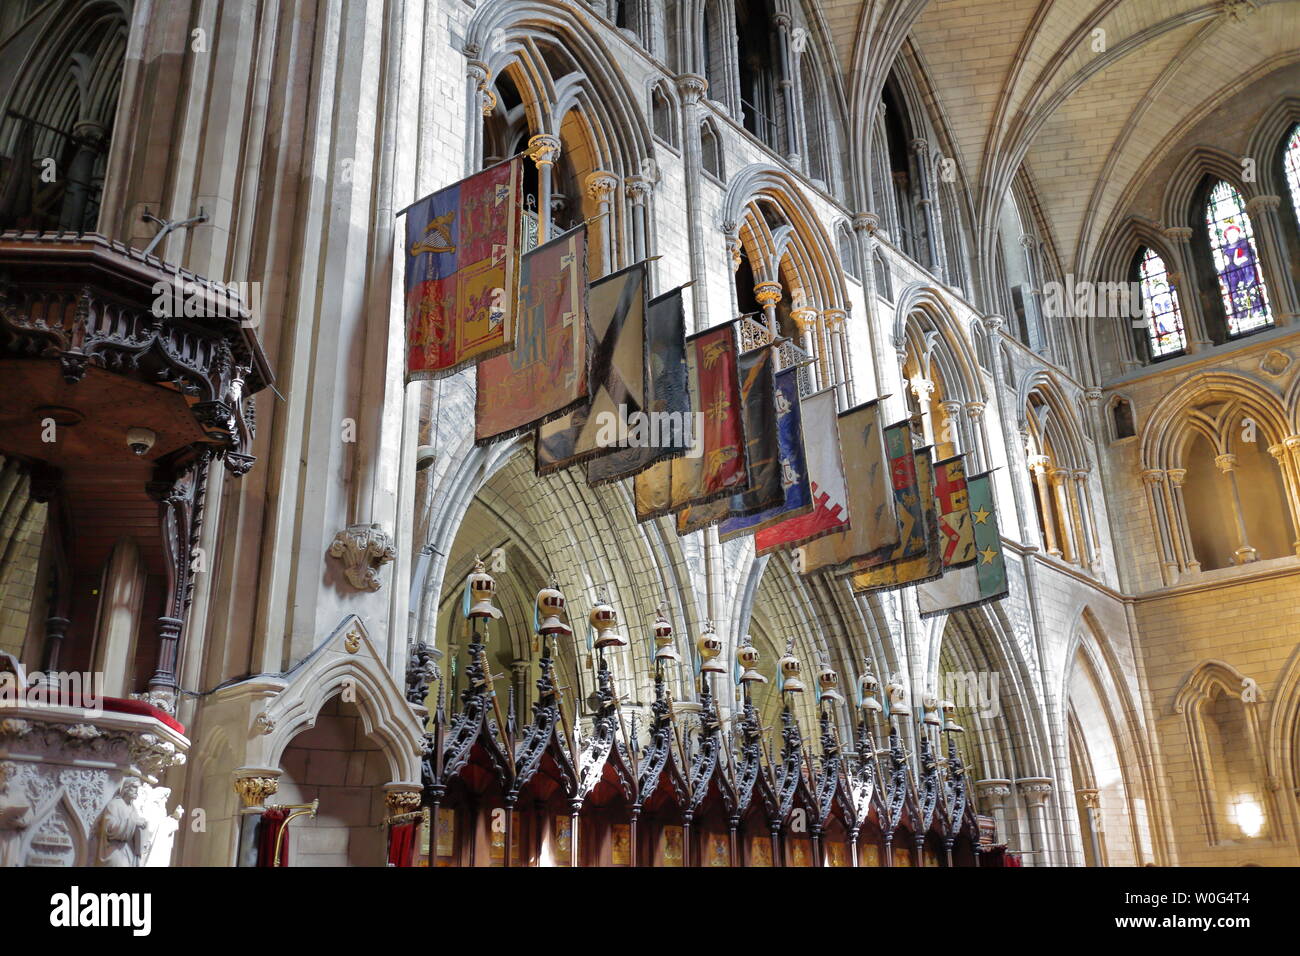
<box><xmin>1084</xmin><ymin>387</ymin><xmax>1104</xmax><ymax>405</ymax></box>
<box><xmin>383</xmin><ymin>784</ymin><xmax>423</xmax><ymax>817</ymax></box>
<box><xmin>852</xmin><ymin>212</ymin><xmax>880</xmax><ymax>235</ymax></box>
<box><xmin>910</xmin><ymin>377</ymin><xmax>936</xmax><ymax>403</ymax></box>
<box><xmin>624</xmin><ymin>174</ymin><xmax>654</xmax><ymax>205</ymax></box>
<box><xmin>754</xmin><ymin>281</ymin><xmax>783</xmax><ymax>308</ymax></box>
<box><xmin>526</xmin><ymin>133</ymin><xmax>561</xmax><ymax>168</ymax></box>
<box><xmin>1162</xmin><ymin>226</ymin><xmax>1193</xmax><ymax>244</ymax></box>
<box><xmin>233</xmin><ymin>769</ymin><xmax>280</xmax><ymax>809</ymax></box>
<box><xmin>1139</xmin><ymin>468</ymin><xmax>1166</xmax><ymax>485</ymax></box>
<box><xmin>1166</xmin><ymin>467</ymin><xmax>1187</xmax><ymax>487</ymax></box>
<box><xmin>584</xmin><ymin>170</ymin><xmax>620</xmax><ymax>203</ymax></box>
<box><xmin>1017</xmin><ymin>776</ymin><xmax>1054</xmax><ymax>807</ymax></box>
<box><xmin>1214</xmin><ymin>453</ymin><xmax>1238</xmax><ymax>474</ymax></box>
<box><xmin>975</xmin><ymin>778</ymin><xmax>1013</xmax><ymax>807</ymax></box>
<box><xmin>1028</xmin><ymin>454</ymin><xmax>1052</xmax><ymax>474</ymax></box>
<box><xmin>965</xmin><ymin>401</ymin><xmax>986</xmax><ymax>420</ymax></box>
<box><xmin>328</xmin><ymin>523</ymin><xmax>396</xmax><ymax>592</ymax></box>
<box><xmin>790</xmin><ymin>308</ymin><xmax>818</xmax><ymax>333</ymax></box>
<box><xmin>1245</xmin><ymin>194</ymin><xmax>1280</xmax><ymax>215</ymax></box>
<box><xmin>675</xmin><ymin>73</ymin><xmax>709</xmax><ymax>105</ymax></box>
<box><xmin>1076</xmin><ymin>787</ymin><xmax>1100</xmax><ymax>810</ymax></box>
<box><xmin>983</xmin><ymin>313</ymin><xmax>1005</xmax><ymax>334</ymax></box>
<box><xmin>822</xmin><ymin>309</ymin><xmax>847</xmax><ymax>331</ymax></box>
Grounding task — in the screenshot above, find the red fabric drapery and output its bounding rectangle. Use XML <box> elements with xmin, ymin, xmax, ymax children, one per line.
<box><xmin>258</xmin><ymin>809</ymin><xmax>291</xmax><ymax>867</ymax></box>
<box><xmin>388</xmin><ymin>821</ymin><xmax>419</xmax><ymax>867</ymax></box>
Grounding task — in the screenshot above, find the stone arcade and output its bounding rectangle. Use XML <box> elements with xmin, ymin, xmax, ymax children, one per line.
<box><xmin>1</xmin><ymin>0</ymin><xmax>1299</xmax><ymax>866</ymax></box>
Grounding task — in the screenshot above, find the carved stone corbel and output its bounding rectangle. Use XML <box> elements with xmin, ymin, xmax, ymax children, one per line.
<box><xmin>328</xmin><ymin>523</ymin><xmax>396</xmax><ymax>591</ymax></box>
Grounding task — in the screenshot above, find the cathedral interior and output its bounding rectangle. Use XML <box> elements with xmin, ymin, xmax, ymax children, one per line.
<box><xmin>0</xmin><ymin>0</ymin><xmax>1299</xmax><ymax>870</ymax></box>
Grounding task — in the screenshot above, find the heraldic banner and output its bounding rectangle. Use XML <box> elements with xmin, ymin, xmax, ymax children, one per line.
<box><xmin>475</xmin><ymin>226</ymin><xmax>588</xmax><ymax>444</ymax></box>
<box><xmin>536</xmin><ymin>261</ymin><xmax>648</xmax><ymax>475</ymax></box>
<box><xmin>676</xmin><ymin>342</ymin><xmax>779</xmax><ymax>535</ymax></box>
<box><xmin>586</xmin><ymin>286</ymin><xmax>691</xmax><ymax>486</ymax></box>
<box><xmin>753</xmin><ymin>386</ymin><xmax>848</xmax><ymax>555</ymax></box>
<box><xmin>634</xmin><ymin>321</ymin><xmax>747</xmax><ymax>520</ymax></box>
<box><xmin>719</xmin><ymin>364</ymin><xmax>813</xmax><ymax>542</ymax></box>
<box><xmin>403</xmin><ymin>156</ymin><xmax>524</xmax><ymax>381</ymax></box>
<box><xmin>797</xmin><ymin>398</ymin><xmax>899</xmax><ymax>574</ymax></box>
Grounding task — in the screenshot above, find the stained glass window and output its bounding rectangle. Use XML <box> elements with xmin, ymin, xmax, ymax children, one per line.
<box><xmin>1285</xmin><ymin>125</ymin><xmax>1300</xmax><ymax>237</ymax></box>
<box><xmin>1204</xmin><ymin>180</ymin><xmax>1271</xmax><ymax>336</ymax></box>
<box><xmin>1137</xmin><ymin>246</ymin><xmax>1186</xmax><ymax>357</ymax></box>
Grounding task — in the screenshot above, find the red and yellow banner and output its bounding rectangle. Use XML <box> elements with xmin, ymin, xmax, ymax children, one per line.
<box><xmin>403</xmin><ymin>157</ymin><xmax>523</xmax><ymax>381</ymax></box>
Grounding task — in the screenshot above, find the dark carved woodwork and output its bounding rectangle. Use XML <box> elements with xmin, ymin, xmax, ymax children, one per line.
<box><xmin>0</xmin><ymin>232</ymin><xmax>271</xmax><ymax>476</ymax></box>
<box><xmin>143</xmin><ymin>450</ymin><xmax>211</xmax><ymax>704</ymax></box>
<box><xmin>774</xmin><ymin>703</ymin><xmax>804</xmax><ymax>821</ymax></box>
<box><xmin>404</xmin><ymin>641</ymin><xmax>440</xmax><ymax>706</ymax></box>
<box><xmin>918</xmin><ymin>729</ymin><xmax>940</xmax><ymax>832</ymax></box>
<box><xmin>438</xmin><ymin>628</ymin><xmax>512</xmax><ymax>790</ymax></box>
<box><xmin>511</xmin><ymin>642</ymin><xmax>576</xmax><ymax>800</ymax></box>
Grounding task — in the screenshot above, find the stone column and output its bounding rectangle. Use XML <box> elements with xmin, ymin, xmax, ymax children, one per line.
<box><xmin>755</xmin><ymin>280</ymin><xmax>783</xmax><ymax>337</ymax></box>
<box><xmin>910</xmin><ymin>377</ymin><xmax>936</xmax><ymax>445</ymax></box>
<box><xmin>625</xmin><ymin>174</ymin><xmax>654</xmax><ymax>263</ymax></box>
<box><xmin>1017</xmin><ymin>777</ymin><xmax>1054</xmax><ymax>866</ymax></box>
<box><xmin>233</xmin><ymin>769</ymin><xmax>281</xmax><ymax>867</ymax></box>
<box><xmin>910</xmin><ymin>139</ymin><xmax>940</xmax><ymax>273</ymax></box>
<box><xmin>852</xmin><ymin>211</ymin><xmax>887</xmax><ymax>397</ymax></box>
<box><xmin>1077</xmin><ymin>787</ymin><xmax>1103</xmax><ymax>866</ymax></box>
<box><xmin>1029</xmin><ymin>455</ymin><xmax>1061</xmax><ymax>557</ymax></box>
<box><xmin>823</xmin><ymin>308</ymin><xmax>849</xmax><ymax>403</ymax></box>
<box><xmin>1215</xmin><ymin>453</ymin><xmax>1258</xmax><ymax>564</ymax></box>
<box><xmin>975</xmin><ymin>778</ymin><xmax>1013</xmax><ymax>848</ymax></box>
<box><xmin>938</xmin><ymin>399</ymin><xmax>963</xmax><ymax>458</ymax></box>
<box><xmin>676</xmin><ymin>74</ymin><xmax>711</xmax><ymax>331</ymax></box>
<box><xmin>1048</xmin><ymin>468</ymin><xmax>1077</xmax><ymax>564</ymax></box>
<box><xmin>1269</xmin><ymin>436</ymin><xmax>1300</xmax><ymax>555</ymax></box>
<box><xmin>1140</xmin><ymin>468</ymin><xmax>1178</xmax><ymax>585</ymax></box>
<box><xmin>774</xmin><ymin>12</ymin><xmax>799</xmax><ymax>163</ymax></box>
<box><xmin>1164</xmin><ymin>467</ymin><xmax>1199</xmax><ymax>572</ymax></box>
<box><xmin>527</xmin><ymin>134</ymin><xmax>561</xmax><ymax>243</ymax></box>
<box><xmin>58</xmin><ymin>120</ymin><xmax>107</xmax><ymax>231</ymax></box>
<box><xmin>511</xmin><ymin>658</ymin><xmax>531</xmax><ymax>719</ymax></box>
<box><xmin>965</xmin><ymin>401</ymin><xmax>989</xmax><ymax>473</ymax></box>
<box><xmin>584</xmin><ymin>171</ymin><xmax>620</xmax><ymax>277</ymax></box>
<box><xmin>791</xmin><ymin>306</ymin><xmax>819</xmax><ymax>391</ymax></box>
<box><xmin>1070</xmin><ymin>469</ymin><xmax>1097</xmax><ymax>571</ymax></box>
<box><xmin>464</xmin><ymin>57</ymin><xmax>492</xmax><ymax>176</ymax></box>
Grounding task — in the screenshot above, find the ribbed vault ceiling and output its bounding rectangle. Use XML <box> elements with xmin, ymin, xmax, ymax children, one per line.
<box><xmin>821</xmin><ymin>0</ymin><xmax>1299</xmax><ymax>271</ymax></box>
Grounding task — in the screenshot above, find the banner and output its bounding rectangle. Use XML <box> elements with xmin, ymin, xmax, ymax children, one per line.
<box><xmin>403</xmin><ymin>156</ymin><xmax>523</xmax><ymax>380</ymax></box>
<box><xmin>916</xmin><ymin>472</ymin><xmax>1008</xmax><ymax>617</ymax></box>
<box><xmin>675</xmin><ymin>343</ymin><xmax>780</xmax><ymax>535</ymax></box>
<box><xmin>849</xmin><ymin>447</ymin><xmax>942</xmax><ymax>592</ymax></box>
<box><xmin>634</xmin><ymin>322</ymin><xmax>747</xmax><ymax>520</ymax></box>
<box><xmin>753</xmin><ymin>387</ymin><xmax>848</xmax><ymax>554</ymax></box>
<box><xmin>718</xmin><ymin>365</ymin><xmax>813</xmax><ymax>541</ymax></box>
<box><xmin>536</xmin><ymin>261</ymin><xmax>648</xmax><ymax>474</ymax></box>
<box><xmin>933</xmin><ymin>455</ymin><xmax>977</xmax><ymax>569</ymax></box>
<box><xmin>796</xmin><ymin>399</ymin><xmax>899</xmax><ymax>574</ymax></box>
<box><xmin>586</xmin><ymin>287</ymin><xmax>691</xmax><ymax>486</ymax></box>
<box><xmin>475</xmin><ymin>226</ymin><xmax>587</xmax><ymax>444</ymax></box>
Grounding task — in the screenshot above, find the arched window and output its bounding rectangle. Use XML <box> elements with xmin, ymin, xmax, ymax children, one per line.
<box><xmin>1135</xmin><ymin>246</ymin><xmax>1186</xmax><ymax>358</ymax></box>
<box><xmin>801</xmin><ymin>55</ymin><xmax>829</xmax><ymax>187</ymax></box>
<box><xmin>736</xmin><ymin>0</ymin><xmax>782</xmax><ymax>150</ymax></box>
<box><xmin>651</xmin><ymin>82</ymin><xmax>675</xmax><ymax>148</ymax></box>
<box><xmin>837</xmin><ymin>222</ymin><xmax>857</xmax><ymax>280</ymax></box>
<box><xmin>1204</xmin><ymin>180</ymin><xmax>1271</xmax><ymax>336</ymax></box>
<box><xmin>700</xmin><ymin>119</ymin><xmax>722</xmax><ymax>180</ymax></box>
<box><xmin>1283</xmin><ymin>124</ymin><xmax>1300</xmax><ymax>228</ymax></box>
<box><xmin>1109</xmin><ymin>397</ymin><xmax>1136</xmax><ymax>441</ymax></box>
